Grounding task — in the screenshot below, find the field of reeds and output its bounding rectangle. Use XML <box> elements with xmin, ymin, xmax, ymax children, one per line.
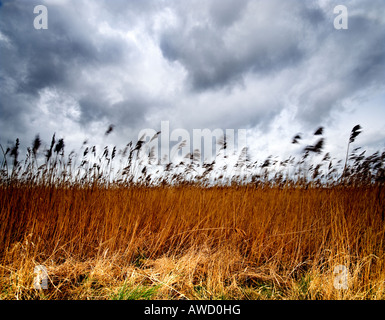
<box><xmin>0</xmin><ymin>125</ymin><xmax>384</xmax><ymax>300</ymax></box>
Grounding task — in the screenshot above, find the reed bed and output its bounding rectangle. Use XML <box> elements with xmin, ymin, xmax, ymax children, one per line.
<box><xmin>0</xmin><ymin>125</ymin><xmax>384</xmax><ymax>299</ymax></box>
<box><xmin>1</xmin><ymin>185</ymin><xmax>384</xmax><ymax>299</ymax></box>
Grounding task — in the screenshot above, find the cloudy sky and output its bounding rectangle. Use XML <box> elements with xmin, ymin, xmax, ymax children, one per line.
<box><xmin>0</xmin><ymin>0</ymin><xmax>384</xmax><ymax>164</ymax></box>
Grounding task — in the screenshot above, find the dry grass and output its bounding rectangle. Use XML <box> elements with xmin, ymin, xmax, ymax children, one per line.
<box><xmin>1</xmin><ymin>184</ymin><xmax>384</xmax><ymax>300</ymax></box>
<box><xmin>1</xmin><ymin>125</ymin><xmax>384</xmax><ymax>299</ymax></box>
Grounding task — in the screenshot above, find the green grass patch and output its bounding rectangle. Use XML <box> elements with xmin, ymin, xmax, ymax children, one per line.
<box><xmin>111</xmin><ymin>282</ymin><xmax>161</xmax><ymax>300</ymax></box>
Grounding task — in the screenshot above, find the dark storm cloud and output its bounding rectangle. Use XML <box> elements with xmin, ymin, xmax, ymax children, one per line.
<box><xmin>0</xmin><ymin>0</ymin><xmax>141</xmax><ymax>140</ymax></box>
<box><xmin>160</xmin><ymin>26</ymin><xmax>245</xmax><ymax>90</ymax></box>
<box><xmin>0</xmin><ymin>0</ymin><xmax>384</xmax><ymax>158</ymax></box>
<box><xmin>159</xmin><ymin>1</ymin><xmax>306</xmax><ymax>91</ymax></box>
<box><xmin>296</xmin><ymin>6</ymin><xmax>385</xmax><ymax>126</ymax></box>
<box><xmin>0</xmin><ymin>1</ymin><xmax>98</xmax><ymax>96</ymax></box>
<box><xmin>209</xmin><ymin>0</ymin><xmax>249</xmax><ymax>28</ymax></box>
<box><xmin>157</xmin><ymin>0</ymin><xmax>384</xmax><ymax>130</ymax></box>
<box><xmin>78</xmin><ymin>93</ymin><xmax>153</xmax><ymax>128</ymax></box>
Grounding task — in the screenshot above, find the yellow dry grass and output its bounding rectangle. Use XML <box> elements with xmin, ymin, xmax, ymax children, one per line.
<box><xmin>1</xmin><ymin>185</ymin><xmax>384</xmax><ymax>299</ymax></box>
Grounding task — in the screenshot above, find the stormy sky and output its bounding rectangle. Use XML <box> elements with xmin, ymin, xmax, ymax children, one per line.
<box><xmin>0</xmin><ymin>0</ymin><xmax>384</xmax><ymax>164</ymax></box>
